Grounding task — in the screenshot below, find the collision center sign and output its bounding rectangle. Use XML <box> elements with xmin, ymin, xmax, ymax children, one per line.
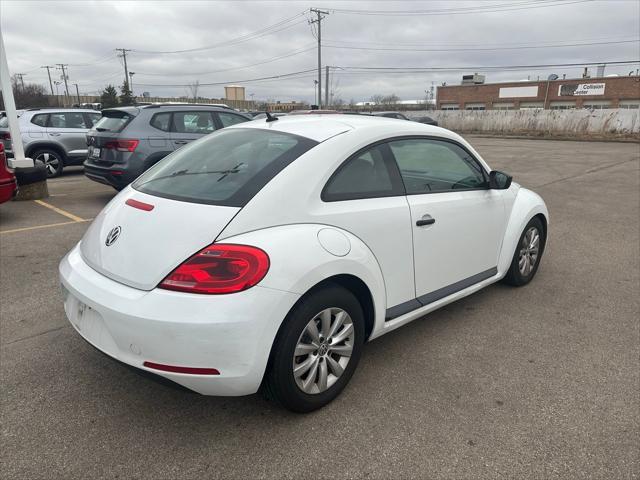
<box><xmin>558</xmin><ymin>83</ymin><xmax>606</xmax><ymax>96</ymax></box>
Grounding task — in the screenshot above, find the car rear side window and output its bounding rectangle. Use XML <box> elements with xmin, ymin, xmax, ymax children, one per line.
<box><xmin>49</xmin><ymin>112</ymin><xmax>87</xmax><ymax>129</ymax></box>
<box><xmin>30</xmin><ymin>114</ymin><xmax>49</xmax><ymax>127</ymax></box>
<box><xmin>93</xmin><ymin>110</ymin><xmax>133</xmax><ymax>133</ymax></box>
<box><xmin>172</xmin><ymin>111</ymin><xmax>215</xmax><ymax>134</ymax></box>
<box><xmin>133</xmin><ymin>128</ymin><xmax>317</xmax><ymax>207</ymax></box>
<box><xmin>322</xmin><ymin>143</ymin><xmax>404</xmax><ymax>202</ymax></box>
<box><xmin>150</xmin><ymin>112</ymin><xmax>172</xmax><ymax>131</ymax></box>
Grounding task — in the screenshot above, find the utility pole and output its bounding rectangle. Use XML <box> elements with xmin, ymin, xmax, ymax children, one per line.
<box><xmin>129</xmin><ymin>71</ymin><xmax>135</xmax><ymax>97</ymax></box>
<box><xmin>325</xmin><ymin>65</ymin><xmax>329</xmax><ymax>107</ymax></box>
<box><xmin>309</xmin><ymin>8</ymin><xmax>328</xmax><ymax>108</ymax></box>
<box><xmin>116</xmin><ymin>48</ymin><xmax>132</xmax><ymax>92</ymax></box>
<box><xmin>73</xmin><ymin>83</ymin><xmax>81</xmax><ymax>105</ymax></box>
<box><xmin>41</xmin><ymin>66</ymin><xmax>54</xmax><ymax>95</ymax></box>
<box><xmin>56</xmin><ymin>63</ymin><xmax>70</xmax><ymax>97</ymax></box>
<box><xmin>15</xmin><ymin>73</ymin><xmax>25</xmax><ymax>90</ymax></box>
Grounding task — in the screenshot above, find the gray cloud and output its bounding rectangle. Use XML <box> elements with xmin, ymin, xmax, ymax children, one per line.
<box><xmin>2</xmin><ymin>0</ymin><xmax>639</xmax><ymax>103</ymax></box>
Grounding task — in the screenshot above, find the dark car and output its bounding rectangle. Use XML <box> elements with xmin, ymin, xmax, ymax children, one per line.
<box><xmin>84</xmin><ymin>104</ymin><xmax>251</xmax><ymax>190</ymax></box>
<box><xmin>372</xmin><ymin>111</ymin><xmax>438</xmax><ymax>126</ymax></box>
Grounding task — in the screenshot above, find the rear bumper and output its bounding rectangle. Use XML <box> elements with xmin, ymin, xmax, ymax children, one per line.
<box><xmin>59</xmin><ymin>243</ymin><xmax>300</xmax><ymax>396</ymax></box>
<box><xmin>83</xmin><ymin>160</ymin><xmax>140</xmax><ymax>189</ymax></box>
<box><xmin>0</xmin><ymin>177</ymin><xmax>17</xmax><ymax>204</ymax></box>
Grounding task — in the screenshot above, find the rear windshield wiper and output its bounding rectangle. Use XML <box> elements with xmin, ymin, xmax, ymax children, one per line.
<box><xmin>136</xmin><ymin>163</ymin><xmax>244</xmax><ymax>187</ymax></box>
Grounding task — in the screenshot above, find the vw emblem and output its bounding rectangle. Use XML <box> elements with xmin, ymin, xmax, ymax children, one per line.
<box><xmin>105</xmin><ymin>226</ymin><xmax>122</xmax><ymax>246</ymax></box>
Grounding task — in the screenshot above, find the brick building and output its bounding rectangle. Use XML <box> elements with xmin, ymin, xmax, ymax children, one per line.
<box><xmin>437</xmin><ymin>75</ymin><xmax>640</xmax><ymax>111</ymax></box>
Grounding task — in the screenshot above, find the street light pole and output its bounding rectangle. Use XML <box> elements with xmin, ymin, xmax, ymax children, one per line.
<box><xmin>129</xmin><ymin>71</ymin><xmax>135</xmax><ymax>99</ymax></box>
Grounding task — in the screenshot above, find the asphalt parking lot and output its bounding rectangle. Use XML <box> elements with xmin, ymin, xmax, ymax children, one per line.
<box><xmin>1</xmin><ymin>137</ymin><xmax>638</xmax><ymax>479</ymax></box>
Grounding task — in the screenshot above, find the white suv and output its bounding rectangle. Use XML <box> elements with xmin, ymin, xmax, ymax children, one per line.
<box><xmin>0</xmin><ymin>108</ymin><xmax>101</xmax><ymax>177</ymax></box>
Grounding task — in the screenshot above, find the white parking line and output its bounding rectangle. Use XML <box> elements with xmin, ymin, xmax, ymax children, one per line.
<box><xmin>0</xmin><ymin>219</ymin><xmax>91</xmax><ymax>235</ymax></box>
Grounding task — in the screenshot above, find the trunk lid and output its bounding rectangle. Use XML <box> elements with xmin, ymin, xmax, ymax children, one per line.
<box><xmin>80</xmin><ymin>189</ymin><xmax>240</xmax><ymax>290</ymax></box>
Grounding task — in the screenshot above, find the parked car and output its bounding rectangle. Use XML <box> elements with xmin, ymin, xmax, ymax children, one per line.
<box><xmin>371</xmin><ymin>111</ymin><xmax>439</xmax><ymax>126</ymax></box>
<box><xmin>415</xmin><ymin>115</ymin><xmax>438</xmax><ymax>126</ymax></box>
<box><xmin>84</xmin><ymin>104</ymin><xmax>251</xmax><ymax>190</ymax></box>
<box><xmin>60</xmin><ymin>114</ymin><xmax>548</xmax><ymax>412</ymax></box>
<box><xmin>252</xmin><ymin>112</ymin><xmax>287</xmax><ymax>119</ymax></box>
<box><xmin>0</xmin><ymin>108</ymin><xmax>101</xmax><ymax>177</ymax></box>
<box><xmin>288</xmin><ymin>109</ymin><xmax>340</xmax><ymax>115</ymax></box>
<box><xmin>0</xmin><ymin>143</ymin><xmax>17</xmax><ymax>204</ymax></box>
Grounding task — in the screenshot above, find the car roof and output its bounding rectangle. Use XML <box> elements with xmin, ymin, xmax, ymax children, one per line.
<box><xmin>234</xmin><ymin>113</ymin><xmax>448</xmax><ymax>143</ymax></box>
<box><xmin>25</xmin><ymin>108</ymin><xmax>99</xmax><ymax>113</ymax></box>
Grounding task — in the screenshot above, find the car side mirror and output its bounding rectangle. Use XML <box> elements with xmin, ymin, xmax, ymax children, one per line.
<box><xmin>489</xmin><ymin>170</ymin><xmax>512</xmax><ymax>190</ymax></box>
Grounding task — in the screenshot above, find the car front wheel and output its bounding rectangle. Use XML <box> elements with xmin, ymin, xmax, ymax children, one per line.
<box><xmin>264</xmin><ymin>284</ymin><xmax>365</xmax><ymax>413</ymax></box>
<box><xmin>503</xmin><ymin>216</ymin><xmax>546</xmax><ymax>286</ymax></box>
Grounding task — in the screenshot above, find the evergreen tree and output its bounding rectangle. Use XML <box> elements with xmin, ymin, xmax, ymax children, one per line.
<box><xmin>100</xmin><ymin>85</ymin><xmax>118</xmax><ymax>108</ymax></box>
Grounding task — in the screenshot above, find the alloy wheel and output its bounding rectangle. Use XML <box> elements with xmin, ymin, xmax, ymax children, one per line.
<box><xmin>36</xmin><ymin>152</ymin><xmax>61</xmax><ymax>177</ymax></box>
<box><xmin>292</xmin><ymin>307</ymin><xmax>354</xmax><ymax>394</ymax></box>
<box><xmin>518</xmin><ymin>226</ymin><xmax>540</xmax><ymax>276</ymax></box>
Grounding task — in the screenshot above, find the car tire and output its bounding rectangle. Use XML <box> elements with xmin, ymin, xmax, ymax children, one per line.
<box><xmin>32</xmin><ymin>148</ymin><xmax>64</xmax><ymax>178</ymax></box>
<box><xmin>264</xmin><ymin>283</ymin><xmax>365</xmax><ymax>413</ymax></box>
<box><xmin>503</xmin><ymin>216</ymin><xmax>546</xmax><ymax>286</ymax></box>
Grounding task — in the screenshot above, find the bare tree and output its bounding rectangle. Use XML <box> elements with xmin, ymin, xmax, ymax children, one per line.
<box><xmin>369</xmin><ymin>94</ymin><xmax>384</xmax><ymax>105</ymax></box>
<box><xmin>187</xmin><ymin>80</ymin><xmax>200</xmax><ymax>103</ymax></box>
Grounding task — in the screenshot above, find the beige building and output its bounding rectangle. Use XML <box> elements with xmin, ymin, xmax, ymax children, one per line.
<box><xmin>224</xmin><ymin>85</ymin><xmax>245</xmax><ymax>101</ymax></box>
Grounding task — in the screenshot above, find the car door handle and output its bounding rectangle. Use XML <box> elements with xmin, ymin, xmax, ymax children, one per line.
<box><xmin>49</xmin><ymin>133</ymin><xmax>61</xmax><ymax>136</ymax></box>
<box><xmin>416</xmin><ymin>215</ymin><xmax>436</xmax><ymax>226</ymax></box>
<box><xmin>174</xmin><ymin>140</ymin><xmax>188</xmax><ymax>145</ymax></box>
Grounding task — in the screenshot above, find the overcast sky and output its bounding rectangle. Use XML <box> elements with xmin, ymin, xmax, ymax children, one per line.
<box><xmin>1</xmin><ymin>0</ymin><xmax>639</xmax><ymax>103</ymax></box>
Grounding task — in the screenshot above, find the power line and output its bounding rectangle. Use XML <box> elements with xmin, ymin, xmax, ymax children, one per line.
<box><xmin>329</xmin><ymin>0</ymin><xmax>596</xmax><ymax>16</ymax></box>
<box><xmin>132</xmin><ymin>11</ymin><xmax>308</xmax><ymax>54</ymax></box>
<box><xmin>134</xmin><ymin>68</ymin><xmax>318</xmax><ymax>87</ymax></box>
<box><xmin>323</xmin><ymin>39</ymin><xmax>639</xmax><ymax>53</ymax></box>
<box><xmin>134</xmin><ymin>44</ymin><xmax>316</xmax><ymax>77</ymax></box>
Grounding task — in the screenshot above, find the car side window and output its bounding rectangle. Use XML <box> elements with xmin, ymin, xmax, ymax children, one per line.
<box><xmin>30</xmin><ymin>114</ymin><xmax>49</xmax><ymax>127</ymax></box>
<box><xmin>389</xmin><ymin>138</ymin><xmax>487</xmax><ymax>194</ymax></box>
<box><xmin>322</xmin><ymin>143</ymin><xmax>403</xmax><ymax>201</ymax></box>
<box><xmin>172</xmin><ymin>111</ymin><xmax>215</xmax><ymax>134</ymax></box>
<box><xmin>86</xmin><ymin>113</ymin><xmax>101</xmax><ymax>127</ymax></box>
<box><xmin>49</xmin><ymin>112</ymin><xmax>87</xmax><ymax>129</ymax></box>
<box><xmin>150</xmin><ymin>112</ymin><xmax>172</xmax><ymax>132</ymax></box>
<box><xmin>217</xmin><ymin>112</ymin><xmax>248</xmax><ymax>128</ymax></box>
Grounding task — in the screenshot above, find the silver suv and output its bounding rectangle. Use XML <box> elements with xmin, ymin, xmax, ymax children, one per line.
<box><xmin>84</xmin><ymin>104</ymin><xmax>251</xmax><ymax>190</ymax></box>
<box><xmin>0</xmin><ymin>108</ymin><xmax>101</xmax><ymax>177</ymax></box>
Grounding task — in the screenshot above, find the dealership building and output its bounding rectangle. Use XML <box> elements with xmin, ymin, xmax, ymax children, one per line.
<box><xmin>436</xmin><ymin>74</ymin><xmax>640</xmax><ymax>111</ymax></box>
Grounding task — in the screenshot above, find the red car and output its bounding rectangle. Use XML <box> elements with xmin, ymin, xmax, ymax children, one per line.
<box><xmin>0</xmin><ymin>143</ymin><xmax>17</xmax><ymax>204</ymax></box>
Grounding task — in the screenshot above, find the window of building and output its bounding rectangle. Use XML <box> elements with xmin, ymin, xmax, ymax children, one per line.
<box><xmin>549</xmin><ymin>101</ymin><xmax>576</xmax><ymax>110</ymax></box>
<box><xmin>519</xmin><ymin>102</ymin><xmax>544</xmax><ymax>110</ymax></box>
<box><xmin>389</xmin><ymin>138</ymin><xmax>487</xmax><ymax>194</ymax></box>
<box><xmin>440</xmin><ymin>104</ymin><xmax>459</xmax><ymax>111</ymax></box>
<box><xmin>618</xmin><ymin>100</ymin><xmax>640</xmax><ymax>109</ymax></box>
<box><xmin>465</xmin><ymin>103</ymin><xmax>486</xmax><ymax>111</ymax></box>
<box><xmin>582</xmin><ymin>101</ymin><xmax>612</xmax><ymax>110</ymax></box>
<box><xmin>493</xmin><ymin>102</ymin><xmax>515</xmax><ymax>110</ymax></box>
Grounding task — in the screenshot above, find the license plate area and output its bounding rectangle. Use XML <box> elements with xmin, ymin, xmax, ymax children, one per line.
<box><xmin>90</xmin><ymin>147</ymin><xmax>101</xmax><ymax>159</ymax></box>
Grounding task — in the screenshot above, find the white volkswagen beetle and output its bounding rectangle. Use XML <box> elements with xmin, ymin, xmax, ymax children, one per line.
<box><xmin>60</xmin><ymin>114</ymin><xmax>548</xmax><ymax>412</ymax></box>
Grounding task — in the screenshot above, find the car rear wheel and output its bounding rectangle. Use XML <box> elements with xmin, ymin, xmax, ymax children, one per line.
<box><xmin>33</xmin><ymin>149</ymin><xmax>64</xmax><ymax>178</ymax></box>
<box><xmin>264</xmin><ymin>284</ymin><xmax>365</xmax><ymax>413</ymax></box>
<box><xmin>503</xmin><ymin>216</ymin><xmax>546</xmax><ymax>286</ymax></box>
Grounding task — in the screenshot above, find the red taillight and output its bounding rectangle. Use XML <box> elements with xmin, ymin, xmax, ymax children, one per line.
<box><xmin>0</xmin><ymin>132</ymin><xmax>10</xmax><ymax>141</ymax></box>
<box><xmin>159</xmin><ymin>244</ymin><xmax>270</xmax><ymax>294</ymax></box>
<box><xmin>104</xmin><ymin>139</ymin><xmax>139</xmax><ymax>152</ymax></box>
<box><xmin>143</xmin><ymin>361</ymin><xmax>220</xmax><ymax>375</ymax></box>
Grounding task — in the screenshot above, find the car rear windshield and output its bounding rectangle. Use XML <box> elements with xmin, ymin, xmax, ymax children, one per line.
<box><xmin>93</xmin><ymin>110</ymin><xmax>133</xmax><ymax>132</ymax></box>
<box><xmin>132</xmin><ymin>128</ymin><xmax>317</xmax><ymax>207</ymax></box>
